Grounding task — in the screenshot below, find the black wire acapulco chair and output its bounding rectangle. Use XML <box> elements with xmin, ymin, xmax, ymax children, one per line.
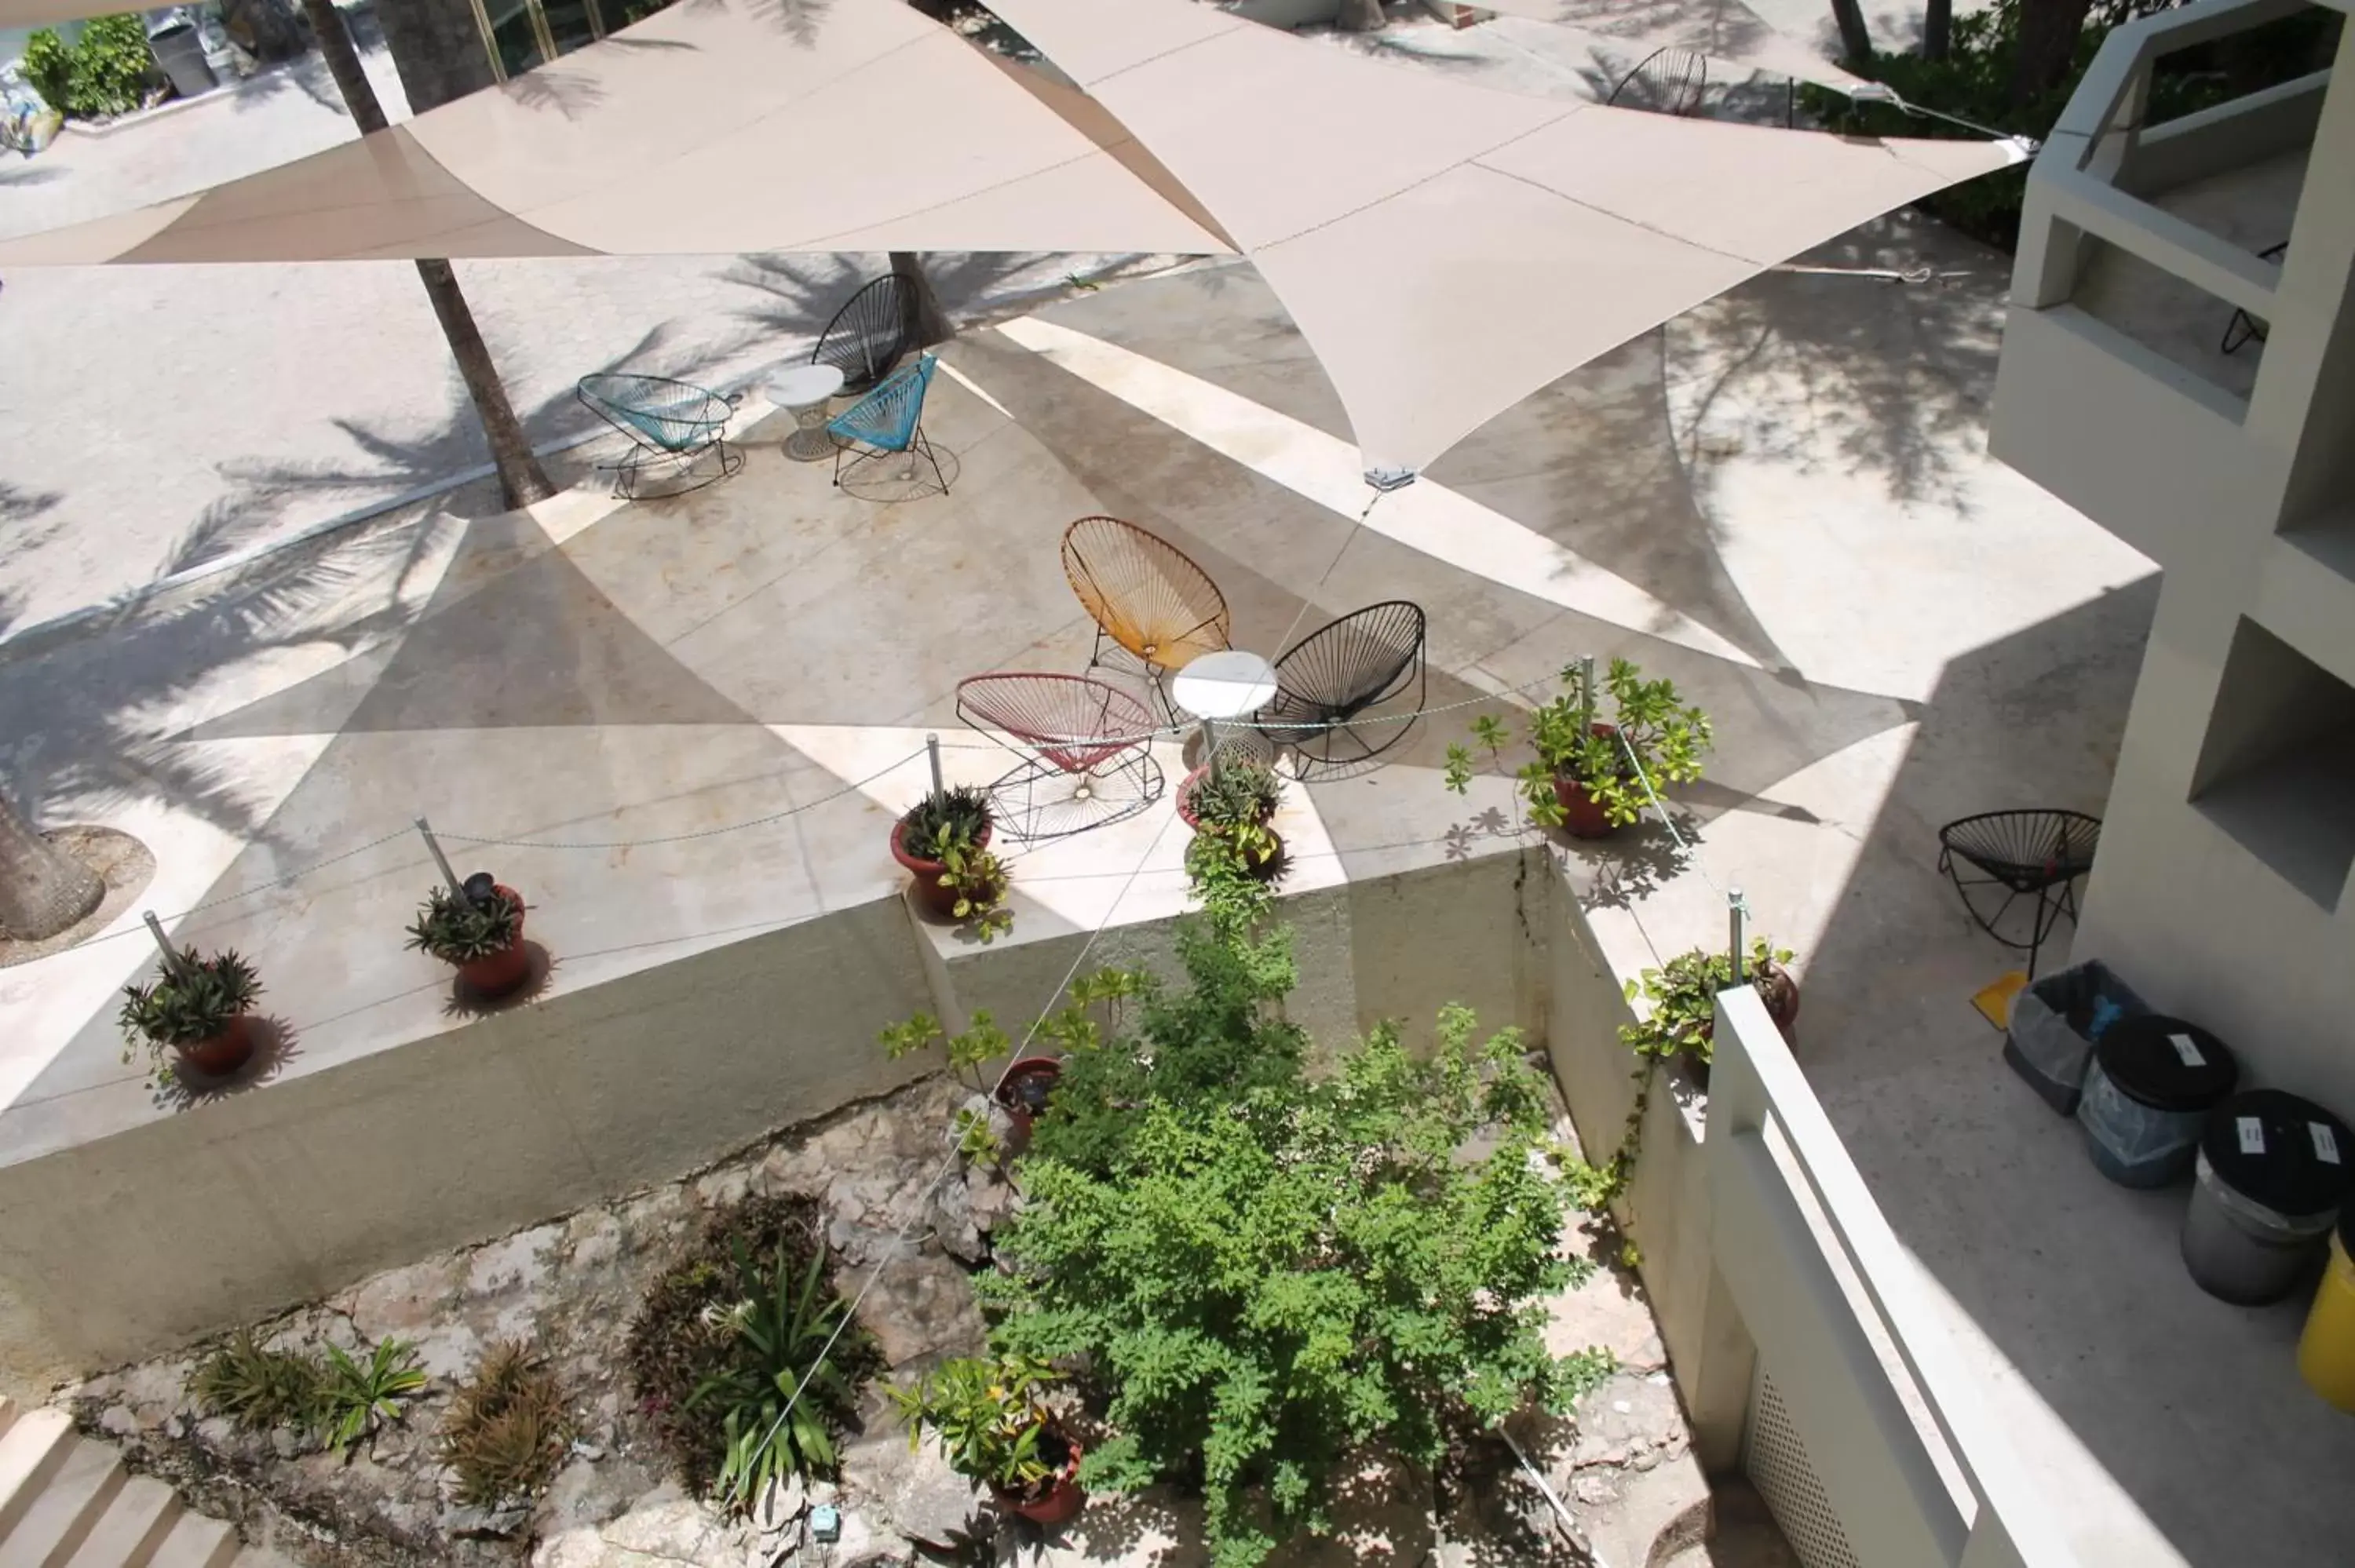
<box><xmin>1937</xmin><ymin>809</ymin><xmax>2101</xmax><ymax>979</ymax></box>
<box><xmin>812</xmin><ymin>274</ymin><xmax>917</xmax><ymax>396</ymax></box>
<box><xmin>1606</xmin><ymin>46</ymin><xmax>1708</xmax><ymax>116</ymax></box>
<box><xmin>575</xmin><ymin>374</ymin><xmax>743</xmax><ymax>500</ymax></box>
<box><xmin>1258</xmin><ymin>601</ymin><xmax>1427</xmax><ymax>774</ymax></box>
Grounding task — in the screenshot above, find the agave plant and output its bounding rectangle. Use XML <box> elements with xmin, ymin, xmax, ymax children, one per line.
<box><xmin>438</xmin><ymin>1341</ymin><xmax>572</xmax><ymax>1505</ymax></box>
<box><xmin>405</xmin><ymin>880</ymin><xmax>524</xmax><ymax>964</ymax></box>
<box><xmin>118</xmin><ymin>950</ymin><xmax>261</xmax><ymax>1051</ymax></box>
<box><xmin>900</xmin><ymin>784</ymin><xmax>994</xmax><ymax>862</ymax></box>
<box><xmin>687</xmin><ymin>1240</ymin><xmax>862</xmax><ymax>1509</ymax></box>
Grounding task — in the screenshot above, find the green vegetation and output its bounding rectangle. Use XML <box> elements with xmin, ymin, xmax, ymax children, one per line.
<box><xmin>186</xmin><ymin>1331</ymin><xmax>425</xmax><ymax>1456</ymax></box>
<box><xmin>1620</xmin><ymin>937</ymin><xmax>1796</xmax><ymax>1072</ymax></box>
<box><xmin>1808</xmin><ymin>0</ymin><xmax>2342</xmax><ymax>250</ymax></box>
<box><xmin>1446</xmin><ymin>658</ymin><xmax>1710</xmax><ymax>832</ymax></box>
<box><xmin>937</xmin><ymin>841</ymin><xmax>1013</xmax><ymax>943</ymax></box>
<box><xmin>900</xmin><ymin>784</ymin><xmax>993</xmax><ymax>862</ymax></box>
<box><xmin>22</xmin><ymin>15</ymin><xmax>155</xmax><ymax>121</ymax></box>
<box><xmin>117</xmin><ymin>950</ymin><xmax>261</xmax><ymax>1056</ymax></box>
<box><xmin>438</xmin><ymin>1342</ymin><xmax>572</xmax><ymax>1507</ymax></box>
<box><xmin>625</xmin><ymin>1194</ymin><xmax>876</xmax><ymax>1506</ymax></box>
<box><xmin>406</xmin><ymin>884</ymin><xmax>524</xmax><ymax>963</ymax></box>
<box><xmin>885</xmin><ymin>1354</ymin><xmax>1066</xmax><ymax>1496</ymax></box>
<box><xmin>944</xmin><ymin>887</ymin><xmax>1606</xmax><ymax>1566</ymax></box>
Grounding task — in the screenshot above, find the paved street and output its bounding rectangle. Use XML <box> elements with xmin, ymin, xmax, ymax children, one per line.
<box><xmin>0</xmin><ymin>42</ymin><xmax>1155</xmax><ymax>634</ymax></box>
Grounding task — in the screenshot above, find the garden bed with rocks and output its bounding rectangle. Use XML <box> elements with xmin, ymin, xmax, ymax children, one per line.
<box><xmin>64</xmin><ymin>1057</ymin><xmax>1703</xmax><ymax>1568</ymax></box>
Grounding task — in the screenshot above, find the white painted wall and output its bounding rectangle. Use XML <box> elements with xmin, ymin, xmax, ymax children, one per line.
<box><xmin>1994</xmin><ymin>5</ymin><xmax>2355</xmax><ymax>1118</ymax></box>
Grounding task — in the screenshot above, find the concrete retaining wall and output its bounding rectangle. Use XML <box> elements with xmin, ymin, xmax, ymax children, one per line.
<box><xmin>0</xmin><ymin>848</ymin><xmax>1565</xmax><ymax>1392</ymax></box>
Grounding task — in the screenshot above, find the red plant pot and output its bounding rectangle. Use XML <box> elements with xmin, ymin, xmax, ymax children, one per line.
<box><xmin>177</xmin><ymin>1015</ymin><xmax>255</xmax><ymax>1078</ymax></box>
<box><xmin>1552</xmin><ymin>724</ymin><xmax>1627</xmax><ymax>840</ymax></box>
<box><xmin>893</xmin><ymin>818</ymin><xmax>994</xmax><ymax>922</ymax></box>
<box><xmin>995</xmin><ymin>1056</ymin><xmax>1064</xmax><ymax>1147</ymax></box>
<box><xmin>1756</xmin><ymin>965</ymin><xmax>1801</xmax><ymax>1043</ymax></box>
<box><xmin>998</xmin><ymin>1430</ymin><xmax>1085</xmax><ymax>1526</ymax></box>
<box><xmin>451</xmin><ymin>884</ymin><xmax>531</xmax><ymax>1000</ymax></box>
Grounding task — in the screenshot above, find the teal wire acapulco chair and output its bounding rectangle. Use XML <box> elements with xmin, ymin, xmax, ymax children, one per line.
<box><xmin>828</xmin><ymin>353</ymin><xmax>947</xmax><ymax>494</ymax></box>
<box><xmin>575</xmin><ymin>374</ymin><xmax>743</xmax><ymax>499</ymax></box>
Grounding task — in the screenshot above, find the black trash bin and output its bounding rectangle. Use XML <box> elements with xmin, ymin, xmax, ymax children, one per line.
<box><xmin>2004</xmin><ymin>957</ymin><xmax>2150</xmax><ymax>1116</ymax></box>
<box><xmin>2076</xmin><ymin>1015</ymin><xmax>2237</xmax><ymax>1187</ymax></box>
<box><xmin>2182</xmin><ymin>1090</ymin><xmax>2353</xmax><ymax>1304</ymax></box>
<box><xmin>148</xmin><ymin>20</ymin><xmax>217</xmax><ymax>100</ymax></box>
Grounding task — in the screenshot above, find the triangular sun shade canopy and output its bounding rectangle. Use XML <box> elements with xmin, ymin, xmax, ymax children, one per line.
<box><xmin>0</xmin><ymin>0</ymin><xmax>1231</xmax><ymax>264</ymax></box>
<box><xmin>987</xmin><ymin>0</ymin><xmax>2017</xmax><ymax>476</ymax></box>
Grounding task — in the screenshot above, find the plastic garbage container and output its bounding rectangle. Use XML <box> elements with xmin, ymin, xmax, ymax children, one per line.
<box><xmin>147</xmin><ymin>20</ymin><xmax>217</xmax><ymax>100</ymax></box>
<box><xmin>2076</xmin><ymin>1014</ymin><xmax>2236</xmax><ymax>1187</ymax></box>
<box><xmin>2181</xmin><ymin>1089</ymin><xmax>2352</xmax><ymax>1304</ymax></box>
<box><xmin>2004</xmin><ymin>957</ymin><xmax>2150</xmax><ymax>1116</ymax></box>
<box><xmin>2298</xmin><ymin>1216</ymin><xmax>2355</xmax><ymax>1412</ymax></box>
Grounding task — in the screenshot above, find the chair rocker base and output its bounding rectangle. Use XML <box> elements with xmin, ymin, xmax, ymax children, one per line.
<box><xmin>985</xmin><ymin>749</ymin><xmax>1164</xmax><ymax>843</ymax></box>
<box><xmin>602</xmin><ymin>434</ymin><xmax>743</xmax><ymax>501</ymax></box>
<box><xmin>832</xmin><ymin>422</ymin><xmax>948</xmax><ymax>496</ymax></box>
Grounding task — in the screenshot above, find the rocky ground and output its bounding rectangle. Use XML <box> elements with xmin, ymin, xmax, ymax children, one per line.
<box><xmin>64</xmin><ymin>1072</ymin><xmax>1706</xmax><ymax>1567</ymax></box>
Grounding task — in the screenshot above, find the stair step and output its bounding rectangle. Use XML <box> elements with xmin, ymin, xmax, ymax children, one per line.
<box><xmin>0</xmin><ymin>1413</ymin><xmax>78</xmax><ymax>1541</ymax></box>
<box><xmin>64</xmin><ymin>1476</ymin><xmax>182</xmax><ymax>1568</ymax></box>
<box><xmin>0</xmin><ymin>1437</ymin><xmax>125</xmax><ymax>1568</ymax></box>
<box><xmin>144</xmin><ymin>1517</ymin><xmax>236</xmax><ymax>1568</ymax></box>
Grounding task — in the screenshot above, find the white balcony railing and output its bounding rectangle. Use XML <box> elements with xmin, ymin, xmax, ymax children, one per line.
<box><xmin>1706</xmin><ymin>986</ymin><xmax>2079</xmax><ymax>1568</ymax></box>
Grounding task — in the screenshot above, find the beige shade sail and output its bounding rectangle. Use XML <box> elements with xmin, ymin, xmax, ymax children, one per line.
<box><xmin>1471</xmin><ymin>0</ymin><xmax>1863</xmax><ymax>92</ymax></box>
<box><xmin>988</xmin><ymin>0</ymin><xmax>2013</xmax><ymax>476</ymax></box>
<box><xmin>0</xmin><ymin>0</ymin><xmax>1232</xmax><ymax>264</ymax></box>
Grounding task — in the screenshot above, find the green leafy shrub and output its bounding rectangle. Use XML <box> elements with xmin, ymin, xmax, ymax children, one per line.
<box><xmin>188</xmin><ymin>1329</ymin><xmax>328</xmax><ymax>1435</ymax></box>
<box><xmin>625</xmin><ymin>1194</ymin><xmax>877</xmax><ymax>1506</ymax></box>
<box><xmin>1805</xmin><ymin>0</ymin><xmax>2340</xmax><ymax>251</ymax></box>
<box><xmin>885</xmin><ymin>1354</ymin><xmax>1066</xmax><ymax>1495</ymax></box>
<box><xmin>20</xmin><ymin>28</ymin><xmax>74</xmax><ymax>114</ymax></box>
<box><xmin>981</xmin><ymin>997</ymin><xmax>1608</xmax><ymax>1567</ymax></box>
<box><xmin>937</xmin><ymin>841</ymin><xmax>1013</xmax><ymax>943</ymax></box>
<box><xmin>439</xmin><ymin>1342</ymin><xmax>571</xmax><ymax>1506</ymax></box>
<box><xmin>70</xmin><ymin>13</ymin><xmax>155</xmax><ymax>118</ymax></box>
<box><xmin>899</xmin><ymin>784</ymin><xmax>992</xmax><ymax>862</ymax></box>
<box><xmin>1620</xmin><ymin>937</ymin><xmax>1795</xmax><ymax>1070</ymax></box>
<box><xmin>1444</xmin><ymin>658</ymin><xmax>1710</xmax><ymax>832</ymax></box>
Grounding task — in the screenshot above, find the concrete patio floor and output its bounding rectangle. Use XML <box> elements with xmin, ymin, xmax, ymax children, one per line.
<box><xmin>0</xmin><ymin>208</ymin><xmax>2344</xmax><ymax>1565</ymax></box>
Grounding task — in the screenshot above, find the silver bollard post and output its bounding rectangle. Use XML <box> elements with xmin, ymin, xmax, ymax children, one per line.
<box><xmin>414</xmin><ymin>817</ymin><xmax>467</xmax><ymax>899</ymax></box>
<box><xmin>926</xmin><ymin>733</ymin><xmax>944</xmax><ymax>797</ymax></box>
<box><xmin>1729</xmin><ymin>888</ymin><xmax>1747</xmax><ymax>983</ymax></box>
<box><xmin>141</xmin><ymin>911</ymin><xmax>184</xmax><ymax>975</ymax></box>
<box><xmin>1579</xmin><ymin>654</ymin><xmax>1597</xmax><ymax>730</ymax></box>
<box><xmin>1202</xmin><ymin>717</ymin><xmax>1222</xmax><ymax>782</ymax></box>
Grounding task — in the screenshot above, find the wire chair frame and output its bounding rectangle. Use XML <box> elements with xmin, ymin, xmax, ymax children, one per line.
<box><xmin>1937</xmin><ymin>809</ymin><xmax>2102</xmax><ymax>979</ymax></box>
<box><xmin>575</xmin><ymin>374</ymin><xmax>743</xmax><ymax>499</ymax></box>
<box><xmin>2222</xmin><ymin>239</ymin><xmax>2287</xmax><ymax>355</ymax></box>
<box><xmin>1061</xmin><ymin>516</ymin><xmax>1232</xmax><ymax>718</ymax></box>
<box><xmin>829</xmin><ymin>354</ymin><xmax>947</xmax><ymax>495</ymax></box>
<box><xmin>812</xmin><ymin>274</ymin><xmax>916</xmax><ymax>395</ymax></box>
<box><xmin>1258</xmin><ymin>601</ymin><xmax>1427</xmax><ymax>771</ymax></box>
<box><xmin>955</xmin><ymin>673</ymin><xmax>1163</xmax><ymax>841</ymax></box>
<box><xmin>1606</xmin><ymin>46</ymin><xmax>1708</xmax><ymax>116</ymax></box>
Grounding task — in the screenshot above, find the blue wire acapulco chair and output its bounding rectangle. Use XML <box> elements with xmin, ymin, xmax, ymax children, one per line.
<box><xmin>828</xmin><ymin>353</ymin><xmax>947</xmax><ymax>495</ymax></box>
<box><xmin>575</xmin><ymin>374</ymin><xmax>743</xmax><ymax>499</ymax></box>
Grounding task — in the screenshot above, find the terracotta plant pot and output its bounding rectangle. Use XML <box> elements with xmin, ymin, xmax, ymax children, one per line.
<box><xmin>997</xmin><ymin>1427</ymin><xmax>1085</xmax><ymax>1526</ymax></box>
<box><xmin>892</xmin><ymin>818</ymin><xmax>994</xmax><ymax>922</ymax></box>
<box><xmin>1551</xmin><ymin>724</ymin><xmax>1627</xmax><ymax>840</ymax></box>
<box><xmin>1692</xmin><ymin>965</ymin><xmax>1801</xmax><ymax>1088</ymax></box>
<box><xmin>175</xmin><ymin>1014</ymin><xmax>254</xmax><ymax>1078</ymax></box>
<box><xmin>995</xmin><ymin>1056</ymin><xmax>1064</xmax><ymax>1147</ymax></box>
<box><xmin>454</xmin><ymin>885</ymin><xmax>531</xmax><ymax>999</ymax></box>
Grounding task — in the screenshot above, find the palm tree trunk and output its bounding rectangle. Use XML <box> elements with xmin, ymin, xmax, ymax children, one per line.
<box><xmin>1829</xmin><ymin>0</ymin><xmax>1874</xmax><ymax>64</ymax></box>
<box><xmin>299</xmin><ymin>0</ymin><xmax>554</xmax><ymax>510</ymax></box>
<box><xmin>889</xmin><ymin>252</ymin><xmax>954</xmax><ymax>349</ymax></box>
<box><xmin>0</xmin><ymin>788</ymin><xmax>101</xmax><ymax>941</ymax></box>
<box><xmin>2011</xmin><ymin>0</ymin><xmax>2096</xmax><ymax>106</ymax></box>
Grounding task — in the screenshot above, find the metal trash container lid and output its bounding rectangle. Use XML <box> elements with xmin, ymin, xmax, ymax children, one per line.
<box><xmin>2204</xmin><ymin>1089</ymin><xmax>2354</xmax><ymax>1218</ymax></box>
<box><xmin>2096</xmin><ymin>1015</ymin><xmax>2236</xmax><ymax>1113</ymax></box>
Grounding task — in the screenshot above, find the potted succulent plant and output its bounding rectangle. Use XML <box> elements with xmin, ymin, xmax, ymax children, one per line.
<box><xmin>893</xmin><ymin>785</ymin><xmax>995</xmax><ymax>921</ymax></box>
<box><xmin>119</xmin><ymin>948</ymin><xmax>263</xmax><ymax>1081</ymax></box>
<box><xmin>1620</xmin><ymin>937</ymin><xmax>1798</xmax><ymax>1085</ymax></box>
<box><xmin>886</xmin><ymin>1355</ymin><xmax>1084</xmax><ymax>1526</ymax></box>
<box><xmin>1444</xmin><ymin>658</ymin><xmax>1711</xmax><ymax>839</ymax></box>
<box><xmin>407</xmin><ymin>873</ymin><xmax>531</xmax><ymax>999</ymax></box>
<box><xmin>1177</xmin><ymin>759</ymin><xmax>1285</xmax><ymax>877</ymax></box>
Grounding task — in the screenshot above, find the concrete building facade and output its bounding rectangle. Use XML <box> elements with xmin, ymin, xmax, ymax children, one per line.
<box><xmin>1992</xmin><ymin>0</ymin><xmax>2355</xmax><ymax>1114</ymax></box>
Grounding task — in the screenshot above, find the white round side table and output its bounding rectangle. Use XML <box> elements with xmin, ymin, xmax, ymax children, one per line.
<box><xmin>767</xmin><ymin>363</ymin><xmax>845</xmax><ymax>461</ymax></box>
<box><xmin>1170</xmin><ymin>649</ymin><xmax>1278</xmax><ymax>775</ymax></box>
